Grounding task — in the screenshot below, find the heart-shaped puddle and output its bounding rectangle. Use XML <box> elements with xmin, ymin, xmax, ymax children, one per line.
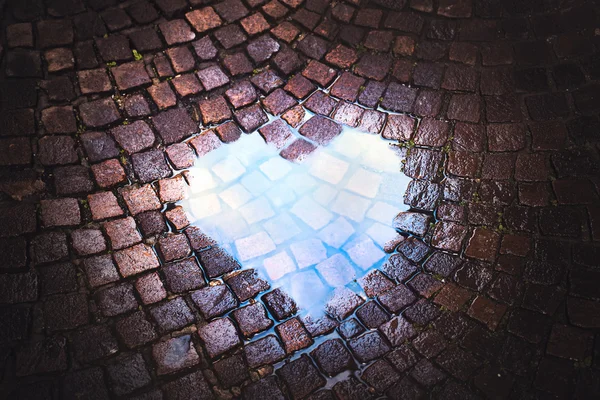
<box><xmin>179</xmin><ymin>115</ymin><xmax>411</xmax><ymax>315</ymax></box>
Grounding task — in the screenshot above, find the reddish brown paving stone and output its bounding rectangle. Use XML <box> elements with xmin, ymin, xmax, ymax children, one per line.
<box><xmin>259</xmin><ymin>119</ymin><xmax>293</xmax><ymax>149</ymax></box>
<box><xmin>147</xmin><ymin>81</ymin><xmax>177</xmax><ymax>110</ymax></box>
<box><xmin>297</xmin><ymin>34</ymin><xmax>329</xmax><ymax>60</ymax></box>
<box><xmin>330</xmin><ymin>72</ymin><xmax>365</xmax><ymax>102</ymax></box>
<box><xmin>271</xmin><ymin>21</ymin><xmax>300</xmax><ymax>43</ymax></box>
<box><xmin>215</xmin><ymin>121</ymin><xmax>242</xmax><ymax>143</ymax></box>
<box><xmin>431</xmin><ymin>221</ymin><xmax>467</xmax><ymax>252</ymax></box>
<box><xmin>263</xmin><ymin>1</ymin><xmax>288</xmax><ymax>20</ymax></box>
<box><xmin>381</xmin><ymin>114</ymin><xmax>415</xmax><ymax>140</ymax></box>
<box><xmin>284</xmin><ymin>74</ymin><xmax>316</xmax><ymax>99</ymax></box>
<box><xmin>131</xmin><ymin>149</ymin><xmax>171</xmax><ymax>183</ymax></box>
<box><xmin>292</xmin><ymin>8</ymin><xmax>321</xmax><ymax>30</ymax></box>
<box><xmin>191</xmin><ymin>283</ymin><xmax>238</xmax><ymax>319</ymax></box>
<box><xmin>198</xmin><ymin>317</ymin><xmax>241</xmax><ymax>359</ymax></box>
<box><xmin>157</xmin><ymin>175</ymin><xmax>186</xmax><ymax>203</ymax></box>
<box><xmin>358</xmin><ymin>80</ymin><xmax>387</xmax><ymax>108</ymax></box>
<box><xmin>91</xmin><ymin>159</ymin><xmax>127</xmax><ymax>188</ymax></box>
<box><xmin>111</xmin><ymin>61</ymin><xmax>150</xmax><ymax>91</ymax></box>
<box><xmin>104</xmin><ymin>217</ymin><xmax>142</xmax><ymax>250</ymax></box>
<box><xmin>414</xmin><ymin>118</ymin><xmax>451</xmax><ymax>147</ymax></box>
<box><xmin>247</xmin><ymin>34</ymin><xmax>280</xmax><ymax>64</ymax></box>
<box><xmin>153</xmin><ymin>108</ymin><xmax>198</xmax><ymax>144</ymax></box>
<box><xmin>393</xmin><ymin>36</ymin><xmax>416</xmax><ymax>56</ymax></box>
<box><xmin>347</xmin><ymin>331</ymin><xmax>391</xmax><ymax>363</ymax></box>
<box><xmin>40</xmin><ymin>198</ymin><xmax>80</xmax><ymax>227</ymax></box>
<box><xmin>159</xmin><ymin>19</ymin><xmax>196</xmax><ymax>45</ymax></box>
<box><xmin>358</xmin><ymin>109</ymin><xmax>386</xmax><ymax>134</ymax></box>
<box><xmin>192</xmin><ymin>36</ymin><xmax>218</xmax><ymax>60</ymax></box>
<box><xmin>198</xmin><ymin>95</ymin><xmax>232</xmax><ymax>125</ymax></box>
<box><xmin>332</xmin><ymin>101</ymin><xmax>363</xmax><ymax>127</ymax></box>
<box><xmin>454</xmin><ymin>261</ymin><xmax>494</xmax><ymax>292</ymax></box>
<box><xmin>282</xmin><ymin>105</ymin><xmax>305</xmax><ymax>128</ymax></box>
<box><xmin>114</xmin><ymin>243</ymin><xmax>160</xmax><ymax>277</ymax></box>
<box><xmin>377</xmin><ymin>284</ymin><xmax>417</xmax><ymax>314</ymax></box>
<box><xmin>135</xmin><ymin>272</ymin><xmax>167</xmax><ymax>305</ymax></box>
<box><xmin>379</xmin><ymin>315</ymin><xmax>417</xmax><ymax>347</ymax></box>
<box><xmin>465</xmin><ymin>227</ymin><xmax>500</xmax><ymax>262</ymax></box>
<box><xmin>171</xmin><ymin>73</ymin><xmax>203</xmax><ymax>97</ymax></box>
<box><xmin>53</xmin><ymin>165</ymin><xmax>95</xmax><ymax>196</ymax></box>
<box><xmin>78</xmin><ymin>97</ymin><xmax>121</xmax><ymax>127</ymax></box>
<box><xmin>165</xmin><ymin>206</ymin><xmax>190</xmax><ymax>230</ymax></box>
<box><xmin>165</xmin><ymin>46</ymin><xmax>196</xmax><ymax>73</ymax></box>
<box><xmin>38</xmin><ymin>136</ymin><xmax>78</xmax><ymax>166</ymax></box>
<box><xmin>225</xmin><ymin>80</ymin><xmax>257</xmax><ymax>109</ymax></box>
<box><xmin>80</xmin><ymin>131</ymin><xmax>119</xmax><ymax>163</ymax></box>
<box><xmin>325</xmin><ymin>287</ymin><xmax>364</xmax><ymax>320</ymax></box>
<box><xmin>71</xmin><ymin>229</ymin><xmax>106</xmax><ymax>256</ymax></box>
<box><xmin>166</xmin><ymin>143</ymin><xmax>195</xmax><ymax>169</ymax></box>
<box><xmin>95</xmin><ymin>35</ymin><xmax>132</xmax><ymax>63</ymax></box>
<box><xmin>135</xmin><ymin>210</ymin><xmax>167</xmax><ymax>238</ymax></box>
<box><xmin>225</xmin><ymin>269</ymin><xmax>270</xmax><ymax>301</ymax></box>
<box><xmin>116</xmin><ymin>311</ymin><xmax>158</xmax><ymax>349</ymax></box>
<box><xmin>262</xmin><ymin>88</ymin><xmax>297</xmax><ymax>115</ymax></box>
<box><xmin>150</xmin><ymin>297</ymin><xmax>196</xmax><ymax>334</ymax></box>
<box><xmin>214</xmin><ymin>24</ymin><xmax>248</xmax><ymax>49</ymax></box>
<box><xmin>356</xmin><ymin>301</ymin><xmax>391</xmax><ymax>329</ymax></box>
<box><xmin>232</xmin><ymin>302</ymin><xmax>273</xmax><ymax>337</ymax></box>
<box><xmin>185</xmin><ymin>7</ymin><xmax>223</xmax><ymax>33</ymax></box>
<box><xmin>196</xmin><ymin>65</ymin><xmax>230</xmax><ymax>91</ymax></box>
<box><xmin>358</xmin><ymin>270</ymin><xmax>395</xmax><ymax>298</ymax></box>
<box><xmin>129</xmin><ymin>28</ymin><xmax>163</xmax><ymax>53</ymax></box>
<box><xmin>223</xmin><ymin>52</ymin><xmax>254</xmax><ymax>76</ymax></box>
<box><xmin>189</xmin><ymin>130</ymin><xmax>222</xmax><ymax>156</ymax></box>
<box><xmin>154</xmin><ymin>54</ymin><xmax>175</xmax><ymax>78</ymax></box>
<box><xmin>361</xmin><ymin>359</ymin><xmax>401</xmax><ymax>393</ymax></box>
<box><xmin>82</xmin><ymin>254</ymin><xmax>120</xmax><ymax>288</ymax></box>
<box><xmin>244</xmin><ymin>335</ymin><xmax>286</xmax><ymax>368</ymax></box>
<box><xmin>311</xmin><ymin>339</ymin><xmax>355</xmax><ymax>377</ymax></box>
<box><xmin>163</xmin><ymin>257</ymin><xmax>204</xmax><ymax>293</ymax></box>
<box><xmin>355</xmin><ymin>53</ymin><xmax>392</xmax><ymax>81</ymax></box>
<box><xmin>408</xmin><ymin>274</ymin><xmax>444</xmax><ymax>299</ymax></box>
<box><xmin>331</xmin><ymin>2</ymin><xmax>355</xmax><ymax>23</ymax></box>
<box><xmin>280</xmin><ymin>138</ymin><xmax>317</xmax><ymax>162</ymax></box>
<box><xmin>325</xmin><ymin>44</ymin><xmax>358</xmax><ymax>69</ymax></box>
<box><xmin>44</xmin><ymin>48</ymin><xmax>74</xmax><ymax>72</ymax></box>
<box><xmin>234</xmin><ymin>103</ymin><xmax>269</xmax><ymax>132</ymax></box>
<box><xmin>304</xmin><ymin>91</ymin><xmax>338</xmax><ymax>116</ymax></box>
<box><xmin>214</xmin><ymin>0</ymin><xmax>250</xmax><ymax>22</ymax></box>
<box><xmin>302</xmin><ymin>60</ymin><xmax>337</xmax><ymax>87</ymax></box>
<box><xmin>251</xmin><ymin>69</ymin><xmax>285</xmax><ymax>94</ymax></box>
<box><xmin>41</xmin><ymin>106</ymin><xmax>77</xmax><ymax>134</ymax></box>
<box><xmin>96</xmin><ymin>283</ymin><xmax>139</xmax><ymax>318</ymax></box>
<box><xmin>467</xmin><ymin>296</ymin><xmax>508</xmax><ymax>331</ymax></box>
<box><xmin>120</xmin><ymin>184</ymin><xmax>161</xmax><ymax>215</ymax></box>
<box><xmin>157</xmin><ymin>234</ymin><xmax>191</xmax><ymax>262</ymax></box>
<box><xmin>240</xmin><ymin>12</ymin><xmax>270</xmax><ymax>36</ymax></box>
<box><xmin>123</xmin><ymin>93</ymin><xmax>151</xmax><ymax>118</ymax></box>
<box><xmin>213</xmin><ymin>353</ymin><xmax>250</xmax><ymax>388</ymax></box>
<box><xmin>299</xmin><ymin>115</ymin><xmax>342</xmax><ymax>145</ymax></box>
<box><xmin>110</xmin><ymin>121</ymin><xmax>155</xmax><ymax>154</ymax></box>
<box><xmin>412</xmin><ymin>329</ymin><xmax>448</xmax><ymax>358</ymax></box>
<box><xmin>6</xmin><ymin>23</ymin><xmax>33</xmax><ymax>48</ymax></box>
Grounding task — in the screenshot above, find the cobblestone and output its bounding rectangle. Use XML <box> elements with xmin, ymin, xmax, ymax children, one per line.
<box><xmin>0</xmin><ymin>1</ymin><xmax>598</xmax><ymax>398</ymax></box>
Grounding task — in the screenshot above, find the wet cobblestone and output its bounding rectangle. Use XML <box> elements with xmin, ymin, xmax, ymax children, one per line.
<box><xmin>0</xmin><ymin>0</ymin><xmax>599</xmax><ymax>398</ymax></box>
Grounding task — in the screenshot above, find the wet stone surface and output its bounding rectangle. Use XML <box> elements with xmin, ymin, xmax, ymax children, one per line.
<box><xmin>1</xmin><ymin>0</ymin><xmax>600</xmax><ymax>399</ymax></box>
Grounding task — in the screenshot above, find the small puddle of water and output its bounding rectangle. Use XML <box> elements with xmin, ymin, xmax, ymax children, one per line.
<box><xmin>179</xmin><ymin>117</ymin><xmax>411</xmax><ymax>318</ymax></box>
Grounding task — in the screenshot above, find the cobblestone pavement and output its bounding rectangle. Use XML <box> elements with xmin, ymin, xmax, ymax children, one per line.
<box><xmin>1</xmin><ymin>0</ymin><xmax>600</xmax><ymax>399</ymax></box>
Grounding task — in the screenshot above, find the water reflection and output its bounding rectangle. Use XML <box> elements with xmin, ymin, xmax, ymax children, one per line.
<box><xmin>179</xmin><ymin>120</ymin><xmax>411</xmax><ymax>315</ymax></box>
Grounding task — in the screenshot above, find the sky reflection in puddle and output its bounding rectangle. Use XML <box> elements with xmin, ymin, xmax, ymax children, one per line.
<box><xmin>179</xmin><ymin>122</ymin><xmax>411</xmax><ymax>314</ymax></box>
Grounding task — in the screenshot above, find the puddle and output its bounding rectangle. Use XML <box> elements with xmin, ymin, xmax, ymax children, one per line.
<box><xmin>179</xmin><ymin>115</ymin><xmax>411</xmax><ymax>317</ymax></box>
